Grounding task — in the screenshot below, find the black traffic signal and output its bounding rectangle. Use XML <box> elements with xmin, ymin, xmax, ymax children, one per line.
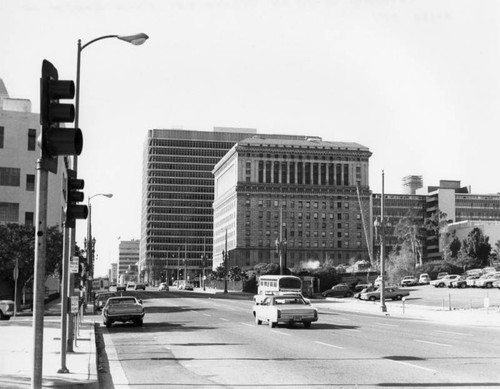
<box><xmin>65</xmin><ymin>169</ymin><xmax>88</xmax><ymax>228</ymax></box>
<box><xmin>40</xmin><ymin>59</ymin><xmax>83</xmax><ymax>173</ymax></box>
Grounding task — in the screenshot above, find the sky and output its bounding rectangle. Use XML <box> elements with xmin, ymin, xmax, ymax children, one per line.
<box><xmin>1</xmin><ymin>0</ymin><xmax>499</xmax><ymax>277</ymax></box>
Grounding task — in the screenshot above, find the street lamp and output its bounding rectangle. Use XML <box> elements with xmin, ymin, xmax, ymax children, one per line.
<box><xmin>86</xmin><ymin>193</ymin><xmax>113</xmax><ymax>306</ymax></box>
<box><xmin>374</xmin><ymin>171</ymin><xmax>387</xmax><ymax>313</ymax></box>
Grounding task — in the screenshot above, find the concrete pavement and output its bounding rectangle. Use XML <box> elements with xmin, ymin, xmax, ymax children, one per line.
<box><xmin>0</xmin><ymin>299</ymin><xmax>97</xmax><ymax>389</ymax></box>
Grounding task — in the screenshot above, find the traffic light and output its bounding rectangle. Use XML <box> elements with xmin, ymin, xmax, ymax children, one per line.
<box><xmin>40</xmin><ymin>59</ymin><xmax>83</xmax><ymax>173</ymax></box>
<box><xmin>65</xmin><ymin>169</ymin><xmax>88</xmax><ymax>228</ymax></box>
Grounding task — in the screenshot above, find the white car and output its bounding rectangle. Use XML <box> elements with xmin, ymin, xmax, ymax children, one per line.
<box><xmin>430</xmin><ymin>275</ymin><xmax>460</xmax><ymax>288</ymax></box>
<box><xmin>475</xmin><ymin>273</ymin><xmax>500</xmax><ymax>288</ymax></box>
<box><xmin>400</xmin><ymin>276</ymin><xmax>418</xmax><ymax>287</ymax></box>
<box><xmin>418</xmin><ymin>273</ymin><xmax>430</xmax><ymax>285</ymax></box>
<box><xmin>252</xmin><ymin>294</ymin><xmax>318</xmax><ymax>328</ymax></box>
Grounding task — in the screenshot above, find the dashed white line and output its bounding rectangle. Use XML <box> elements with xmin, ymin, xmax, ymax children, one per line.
<box><xmin>374</xmin><ymin>322</ymin><xmax>399</xmax><ymax>327</ymax></box>
<box><xmin>203</xmin><ymin>313</ymin><xmax>211</xmax><ymax>317</ymax></box>
<box><xmin>314</xmin><ymin>341</ymin><xmax>344</xmax><ymax>349</ymax></box>
<box><xmin>389</xmin><ymin>359</ymin><xmax>436</xmax><ymax>373</ymax></box>
<box><xmin>435</xmin><ymin>330</ymin><xmax>472</xmax><ymax>337</ymax></box>
<box><xmin>271</xmin><ymin>330</ymin><xmax>291</xmax><ymax>336</ymax></box>
<box><xmin>414</xmin><ymin>339</ymin><xmax>452</xmax><ymax>347</ymax></box>
<box><xmin>219</xmin><ymin>317</ymin><xmax>229</xmax><ymax>321</ymax></box>
<box><xmin>241</xmin><ymin>323</ymin><xmax>253</xmax><ymax>327</ymax></box>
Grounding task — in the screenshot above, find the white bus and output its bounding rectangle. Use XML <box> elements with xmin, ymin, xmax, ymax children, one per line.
<box><xmin>254</xmin><ymin>275</ymin><xmax>302</xmax><ymax>303</ymax></box>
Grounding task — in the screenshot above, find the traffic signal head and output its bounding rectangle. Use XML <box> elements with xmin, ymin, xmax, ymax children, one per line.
<box><xmin>40</xmin><ymin>60</ymin><xmax>83</xmax><ymax>173</ymax></box>
<box><xmin>65</xmin><ymin>169</ymin><xmax>88</xmax><ymax>228</ymax></box>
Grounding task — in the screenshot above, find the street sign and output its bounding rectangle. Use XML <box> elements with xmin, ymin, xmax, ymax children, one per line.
<box><xmin>70</xmin><ymin>256</ymin><xmax>79</xmax><ymax>273</ymax></box>
<box><xmin>71</xmin><ymin>296</ymin><xmax>79</xmax><ymax>313</ymax></box>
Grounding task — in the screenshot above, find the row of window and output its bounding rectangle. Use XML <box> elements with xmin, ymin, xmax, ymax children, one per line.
<box><xmin>0</xmin><ymin>168</ymin><xmax>35</xmax><ymax>190</ymax></box>
<box><xmin>0</xmin><ymin>127</ymin><xmax>37</xmax><ymax>151</ymax></box>
<box><xmin>252</xmin><ymin>211</ymin><xmax>361</xmax><ymax>221</ymax></box>
<box><xmin>245</xmin><ymin>199</ymin><xmax>352</xmax><ymax>209</ymax></box>
<box><xmin>0</xmin><ymin>202</ymin><xmax>34</xmax><ymax>224</ymax></box>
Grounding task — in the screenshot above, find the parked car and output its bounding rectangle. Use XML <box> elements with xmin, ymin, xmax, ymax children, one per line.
<box><xmin>430</xmin><ymin>275</ymin><xmax>459</xmax><ymax>288</ymax></box>
<box><xmin>135</xmin><ymin>283</ymin><xmax>146</xmax><ymax>290</ymax></box>
<box><xmin>116</xmin><ymin>284</ymin><xmax>126</xmax><ymax>291</ymax></box>
<box><xmin>418</xmin><ymin>273</ymin><xmax>430</xmax><ymax>285</ymax></box>
<box><xmin>466</xmin><ymin>275</ymin><xmax>482</xmax><ymax>287</ymax></box>
<box><xmin>322</xmin><ymin>284</ymin><xmax>354</xmax><ymax>298</ymax></box>
<box><xmin>158</xmin><ymin>282</ymin><xmax>169</xmax><ymax>291</ymax></box>
<box><xmin>359</xmin><ymin>287</ymin><xmax>410</xmax><ymax>301</ymax></box>
<box><xmin>437</xmin><ymin>272</ymin><xmax>449</xmax><ymax>279</ymax></box>
<box><xmin>183</xmin><ymin>283</ymin><xmax>194</xmax><ymax>291</ymax></box>
<box><xmin>102</xmin><ymin>296</ymin><xmax>145</xmax><ymax>328</ymax></box>
<box><xmin>493</xmin><ymin>279</ymin><xmax>500</xmax><ymax>289</ymax></box>
<box><xmin>252</xmin><ymin>294</ymin><xmax>318</xmax><ymax>328</ymax></box>
<box><xmin>0</xmin><ymin>299</ymin><xmax>15</xmax><ymax>320</ymax></box>
<box><xmin>354</xmin><ymin>285</ymin><xmax>375</xmax><ymax>299</ymax></box>
<box><xmin>354</xmin><ymin>283</ymin><xmax>372</xmax><ymax>292</ymax></box>
<box><xmin>474</xmin><ymin>272</ymin><xmax>500</xmax><ymax>288</ymax></box>
<box><xmin>94</xmin><ymin>292</ymin><xmax>117</xmax><ymax>311</ymax></box>
<box><xmin>126</xmin><ymin>283</ymin><xmax>136</xmax><ymax>290</ymax></box>
<box><xmin>449</xmin><ymin>276</ymin><xmax>469</xmax><ymax>288</ymax></box>
<box><xmin>400</xmin><ymin>276</ymin><xmax>418</xmax><ymax>287</ymax></box>
<box><xmin>470</xmin><ymin>273</ymin><xmax>495</xmax><ymax>287</ymax></box>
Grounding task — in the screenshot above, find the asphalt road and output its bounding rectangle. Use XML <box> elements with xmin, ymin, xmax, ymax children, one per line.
<box><xmin>96</xmin><ymin>291</ymin><xmax>500</xmax><ymax>388</ymax></box>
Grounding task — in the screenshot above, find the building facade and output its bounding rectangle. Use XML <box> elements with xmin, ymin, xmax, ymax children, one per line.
<box><xmin>140</xmin><ymin>128</ymin><xmax>312</xmax><ymax>283</ymax></box>
<box><xmin>0</xmin><ymin>79</ymin><xmax>63</xmax><ymax>227</ymax></box>
<box><xmin>212</xmin><ymin>137</ymin><xmax>372</xmax><ymax>271</ymax></box>
<box><xmin>118</xmin><ymin>239</ymin><xmax>140</xmax><ymax>283</ymax></box>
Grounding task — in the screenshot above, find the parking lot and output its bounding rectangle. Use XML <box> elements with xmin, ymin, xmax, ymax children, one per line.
<box><xmin>391</xmin><ymin>284</ymin><xmax>500</xmax><ymax>310</ymax></box>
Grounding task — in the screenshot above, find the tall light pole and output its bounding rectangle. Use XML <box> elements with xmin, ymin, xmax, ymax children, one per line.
<box><xmin>373</xmin><ymin>171</ymin><xmax>387</xmax><ymax>313</ymax></box>
<box><xmin>64</xmin><ymin>32</ymin><xmax>148</xmax><ymax>354</ymax></box>
<box><xmin>275</xmin><ymin>204</ymin><xmax>287</xmax><ymax>275</ymax></box>
<box><xmin>86</xmin><ymin>193</ymin><xmax>113</xmax><ymax>304</ymax></box>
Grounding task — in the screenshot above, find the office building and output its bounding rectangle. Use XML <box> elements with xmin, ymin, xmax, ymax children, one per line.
<box><xmin>0</xmin><ymin>78</ymin><xmax>63</xmax><ymax>227</ymax></box>
<box><xmin>118</xmin><ymin>239</ymin><xmax>140</xmax><ymax>283</ymax></box>
<box><xmin>140</xmin><ymin>128</ymin><xmax>312</xmax><ymax>283</ymax></box>
<box><xmin>212</xmin><ymin>136</ymin><xmax>373</xmax><ymax>271</ymax></box>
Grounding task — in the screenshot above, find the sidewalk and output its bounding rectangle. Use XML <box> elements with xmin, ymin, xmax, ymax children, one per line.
<box><xmin>0</xmin><ymin>300</ymin><xmax>98</xmax><ymax>389</ymax></box>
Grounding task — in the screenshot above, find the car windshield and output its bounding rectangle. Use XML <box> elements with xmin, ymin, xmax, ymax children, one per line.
<box><xmin>273</xmin><ymin>297</ymin><xmax>306</xmax><ymax>305</ymax></box>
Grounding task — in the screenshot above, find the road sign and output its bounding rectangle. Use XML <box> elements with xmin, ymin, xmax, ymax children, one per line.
<box><xmin>70</xmin><ymin>256</ymin><xmax>79</xmax><ymax>273</ymax></box>
<box><xmin>71</xmin><ymin>296</ymin><xmax>79</xmax><ymax>313</ymax></box>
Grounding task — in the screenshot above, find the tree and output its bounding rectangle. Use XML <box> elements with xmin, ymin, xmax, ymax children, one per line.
<box><xmin>394</xmin><ymin>215</ymin><xmax>425</xmax><ymax>268</ymax></box>
<box><xmin>458</xmin><ymin>227</ymin><xmax>491</xmax><ymax>269</ymax></box>
<box><xmin>0</xmin><ymin>223</ymin><xmax>63</xmax><ymax>308</ymax></box>
<box><xmin>210</xmin><ymin>264</ymin><xmax>226</xmax><ymax>281</ymax></box>
<box><xmin>228</xmin><ymin>266</ymin><xmax>245</xmax><ymax>281</ymax></box>
<box><xmin>424</xmin><ymin>210</ymin><xmax>451</xmax><ymax>259</ymax></box>
<box><xmin>386</xmin><ymin>244</ymin><xmax>416</xmax><ymax>285</ymax></box>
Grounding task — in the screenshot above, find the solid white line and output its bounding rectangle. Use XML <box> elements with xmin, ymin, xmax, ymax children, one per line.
<box><xmin>103</xmin><ymin>330</ymin><xmax>131</xmax><ymax>389</ymax></box>
<box><xmin>414</xmin><ymin>339</ymin><xmax>452</xmax><ymax>347</ymax></box>
<box><xmin>435</xmin><ymin>330</ymin><xmax>472</xmax><ymax>337</ymax></box>
<box><xmin>334</xmin><ymin>317</ymin><xmax>351</xmax><ymax>322</ymax></box>
<box><xmin>271</xmin><ymin>330</ymin><xmax>291</xmax><ymax>336</ymax></box>
<box><xmin>389</xmin><ymin>359</ymin><xmax>436</xmax><ymax>373</ymax></box>
<box><xmin>314</xmin><ymin>341</ymin><xmax>344</xmax><ymax>349</ymax></box>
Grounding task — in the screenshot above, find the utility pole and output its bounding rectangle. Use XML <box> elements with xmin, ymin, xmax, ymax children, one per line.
<box><xmin>380</xmin><ymin>171</ymin><xmax>387</xmax><ymax>312</ymax></box>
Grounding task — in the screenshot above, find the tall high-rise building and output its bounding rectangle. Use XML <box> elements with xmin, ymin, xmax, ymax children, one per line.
<box><xmin>140</xmin><ymin>128</ymin><xmax>311</xmax><ymax>283</ymax></box>
<box><xmin>212</xmin><ymin>137</ymin><xmax>373</xmax><ymax>271</ymax></box>
<box><xmin>0</xmin><ymin>78</ymin><xmax>63</xmax><ymax>227</ymax></box>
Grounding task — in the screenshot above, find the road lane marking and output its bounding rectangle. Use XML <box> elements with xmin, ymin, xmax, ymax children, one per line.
<box><xmin>374</xmin><ymin>322</ymin><xmax>399</xmax><ymax>327</ymax></box>
<box><xmin>203</xmin><ymin>313</ymin><xmax>212</xmax><ymax>317</ymax></box>
<box><xmin>389</xmin><ymin>359</ymin><xmax>436</xmax><ymax>373</ymax></box>
<box><xmin>334</xmin><ymin>317</ymin><xmax>351</xmax><ymax>322</ymax></box>
<box><xmin>314</xmin><ymin>341</ymin><xmax>344</xmax><ymax>349</ymax></box>
<box><xmin>271</xmin><ymin>330</ymin><xmax>291</xmax><ymax>336</ymax></box>
<box><xmin>219</xmin><ymin>317</ymin><xmax>229</xmax><ymax>321</ymax></box>
<box><xmin>346</xmin><ymin>329</ymin><xmax>361</xmax><ymax>333</ymax></box>
<box><xmin>241</xmin><ymin>323</ymin><xmax>253</xmax><ymax>327</ymax></box>
<box><xmin>435</xmin><ymin>330</ymin><xmax>472</xmax><ymax>337</ymax></box>
<box><xmin>414</xmin><ymin>339</ymin><xmax>452</xmax><ymax>347</ymax></box>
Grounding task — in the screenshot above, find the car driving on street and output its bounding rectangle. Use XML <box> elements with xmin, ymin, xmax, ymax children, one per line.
<box><xmin>102</xmin><ymin>296</ymin><xmax>145</xmax><ymax>328</ymax></box>
<box><xmin>252</xmin><ymin>294</ymin><xmax>318</xmax><ymax>328</ymax></box>
<box><xmin>94</xmin><ymin>292</ymin><xmax>117</xmax><ymax>311</ymax></box>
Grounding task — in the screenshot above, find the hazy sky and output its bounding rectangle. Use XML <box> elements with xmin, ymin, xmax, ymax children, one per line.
<box><xmin>1</xmin><ymin>1</ymin><xmax>499</xmax><ymax>277</ymax></box>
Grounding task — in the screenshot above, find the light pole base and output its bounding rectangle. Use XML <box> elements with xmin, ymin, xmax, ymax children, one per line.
<box><xmin>380</xmin><ymin>304</ymin><xmax>387</xmax><ymax>313</ymax></box>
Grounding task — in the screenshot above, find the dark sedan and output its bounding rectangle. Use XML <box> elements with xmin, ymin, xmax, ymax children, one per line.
<box><xmin>322</xmin><ymin>284</ymin><xmax>354</xmax><ymax>298</ymax></box>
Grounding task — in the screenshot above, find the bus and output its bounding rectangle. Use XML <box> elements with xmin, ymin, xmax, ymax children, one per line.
<box><xmin>254</xmin><ymin>275</ymin><xmax>302</xmax><ymax>303</ymax></box>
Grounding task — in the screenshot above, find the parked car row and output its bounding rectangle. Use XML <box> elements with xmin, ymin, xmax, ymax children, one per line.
<box><xmin>430</xmin><ymin>271</ymin><xmax>500</xmax><ymax>289</ymax></box>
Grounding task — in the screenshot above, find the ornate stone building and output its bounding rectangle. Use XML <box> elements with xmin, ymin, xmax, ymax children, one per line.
<box><xmin>212</xmin><ymin>137</ymin><xmax>372</xmax><ymax>271</ymax></box>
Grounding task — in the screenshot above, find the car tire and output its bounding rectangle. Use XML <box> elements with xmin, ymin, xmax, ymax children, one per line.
<box><xmin>270</xmin><ymin>321</ymin><xmax>277</xmax><ymax>328</ymax></box>
<box><xmin>369</xmin><ymin>296</ymin><xmax>377</xmax><ymax>302</ymax></box>
<box><xmin>345</xmin><ymin>292</ymin><xmax>353</xmax><ymax>297</ymax></box>
<box><xmin>395</xmin><ymin>295</ymin><xmax>402</xmax><ymax>300</ymax></box>
<box><xmin>439</xmin><ymin>283</ymin><xmax>444</xmax><ymax>288</ymax></box>
<box><xmin>303</xmin><ymin>322</ymin><xmax>311</xmax><ymax>328</ymax></box>
<box><xmin>486</xmin><ymin>283</ymin><xmax>492</xmax><ymax>288</ymax></box>
<box><xmin>255</xmin><ymin>315</ymin><xmax>262</xmax><ymax>325</ymax></box>
<box><xmin>105</xmin><ymin>320</ymin><xmax>111</xmax><ymax>328</ymax></box>
<box><xmin>135</xmin><ymin>319</ymin><xmax>143</xmax><ymax>326</ymax></box>
<box><xmin>459</xmin><ymin>283</ymin><xmax>466</xmax><ymax>288</ymax></box>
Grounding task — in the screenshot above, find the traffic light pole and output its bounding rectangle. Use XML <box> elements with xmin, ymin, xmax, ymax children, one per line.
<box><xmin>31</xmin><ymin>161</ymin><xmax>49</xmax><ymax>389</ymax></box>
